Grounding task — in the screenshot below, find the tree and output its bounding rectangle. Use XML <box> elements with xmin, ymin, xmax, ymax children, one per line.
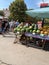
<box><xmin>0</xmin><ymin>10</ymin><xmax>4</xmax><ymax>16</ymax></box>
<box><xmin>9</xmin><ymin>0</ymin><xmax>27</xmax><ymax>22</ymax></box>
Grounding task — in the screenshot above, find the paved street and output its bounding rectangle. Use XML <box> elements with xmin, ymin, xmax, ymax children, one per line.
<box><xmin>0</xmin><ymin>33</ymin><xmax>49</xmax><ymax>65</ymax></box>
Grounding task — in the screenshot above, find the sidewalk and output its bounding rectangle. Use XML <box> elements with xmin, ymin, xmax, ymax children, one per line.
<box><xmin>0</xmin><ymin>33</ymin><xmax>49</xmax><ymax>65</ymax></box>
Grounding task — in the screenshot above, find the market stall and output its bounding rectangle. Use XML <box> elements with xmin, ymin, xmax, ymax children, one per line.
<box><xmin>24</xmin><ymin>32</ymin><xmax>49</xmax><ymax>50</ymax></box>
<box><xmin>14</xmin><ymin>7</ymin><xmax>49</xmax><ymax>50</ymax></box>
<box><xmin>14</xmin><ymin>22</ymin><xmax>49</xmax><ymax>50</ymax></box>
<box><xmin>25</xmin><ymin>7</ymin><xmax>49</xmax><ymax>50</ymax></box>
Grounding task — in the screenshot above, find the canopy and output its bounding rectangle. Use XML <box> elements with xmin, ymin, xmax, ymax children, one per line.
<box><xmin>26</xmin><ymin>7</ymin><xmax>49</xmax><ymax>18</ymax></box>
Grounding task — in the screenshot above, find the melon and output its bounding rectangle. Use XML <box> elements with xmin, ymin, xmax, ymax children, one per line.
<box><xmin>17</xmin><ymin>28</ymin><xmax>20</xmax><ymax>32</ymax></box>
<box><xmin>29</xmin><ymin>26</ymin><xmax>32</xmax><ymax>29</ymax></box>
<box><xmin>29</xmin><ymin>30</ymin><xmax>32</xmax><ymax>33</ymax></box>
<box><xmin>20</xmin><ymin>26</ymin><xmax>22</xmax><ymax>29</ymax></box>
<box><xmin>14</xmin><ymin>27</ymin><xmax>17</xmax><ymax>31</ymax></box>
<box><xmin>14</xmin><ymin>27</ymin><xmax>17</xmax><ymax>32</ymax></box>
<box><xmin>36</xmin><ymin>30</ymin><xmax>40</xmax><ymax>33</ymax></box>
<box><xmin>24</xmin><ymin>26</ymin><xmax>28</xmax><ymax>28</ymax></box>
<box><xmin>33</xmin><ymin>30</ymin><xmax>36</xmax><ymax>33</ymax></box>
<box><xmin>32</xmin><ymin>23</ymin><xmax>35</xmax><ymax>27</ymax></box>
<box><xmin>40</xmin><ymin>34</ymin><xmax>44</xmax><ymax>36</ymax></box>
<box><xmin>21</xmin><ymin>29</ymin><xmax>24</xmax><ymax>32</ymax></box>
<box><xmin>40</xmin><ymin>31</ymin><xmax>44</xmax><ymax>34</ymax></box>
<box><xmin>26</xmin><ymin>28</ymin><xmax>29</xmax><ymax>32</ymax></box>
<box><xmin>44</xmin><ymin>31</ymin><xmax>48</xmax><ymax>35</ymax></box>
<box><xmin>39</xmin><ymin>27</ymin><xmax>43</xmax><ymax>31</ymax></box>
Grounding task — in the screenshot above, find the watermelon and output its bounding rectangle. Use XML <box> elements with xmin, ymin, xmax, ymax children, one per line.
<box><xmin>21</xmin><ymin>29</ymin><xmax>24</xmax><ymax>32</ymax></box>
<box><xmin>29</xmin><ymin>30</ymin><xmax>32</xmax><ymax>33</ymax></box>
<box><xmin>33</xmin><ymin>30</ymin><xmax>36</xmax><ymax>33</ymax></box>
<box><xmin>32</xmin><ymin>23</ymin><xmax>35</xmax><ymax>27</ymax></box>
<box><xmin>23</xmin><ymin>25</ymin><xmax>28</xmax><ymax>28</ymax></box>
<box><xmin>29</xmin><ymin>26</ymin><xmax>32</xmax><ymax>29</ymax></box>
<box><xmin>17</xmin><ymin>28</ymin><xmax>20</xmax><ymax>32</ymax></box>
<box><xmin>14</xmin><ymin>27</ymin><xmax>17</xmax><ymax>32</ymax></box>
<box><xmin>36</xmin><ymin>30</ymin><xmax>40</xmax><ymax>33</ymax></box>
<box><xmin>40</xmin><ymin>34</ymin><xmax>44</xmax><ymax>36</ymax></box>
<box><xmin>20</xmin><ymin>26</ymin><xmax>22</xmax><ymax>29</ymax></box>
<box><xmin>26</xmin><ymin>28</ymin><xmax>29</xmax><ymax>32</ymax></box>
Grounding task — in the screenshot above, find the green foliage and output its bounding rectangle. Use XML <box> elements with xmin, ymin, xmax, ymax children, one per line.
<box><xmin>9</xmin><ymin>0</ymin><xmax>27</xmax><ymax>22</ymax></box>
<box><xmin>45</xmin><ymin>19</ymin><xmax>49</xmax><ymax>22</ymax></box>
<box><xmin>0</xmin><ymin>10</ymin><xmax>4</xmax><ymax>16</ymax></box>
<box><xmin>8</xmin><ymin>14</ymin><xmax>13</xmax><ymax>21</ymax></box>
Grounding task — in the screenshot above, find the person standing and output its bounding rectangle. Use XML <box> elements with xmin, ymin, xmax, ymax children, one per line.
<box><xmin>15</xmin><ymin>20</ymin><xmax>19</xmax><ymax>27</ymax></box>
<box><xmin>0</xmin><ymin>20</ymin><xmax>2</xmax><ymax>33</ymax></box>
<box><xmin>9</xmin><ymin>20</ymin><xmax>14</xmax><ymax>31</ymax></box>
<box><xmin>5</xmin><ymin>20</ymin><xmax>10</xmax><ymax>32</ymax></box>
<box><xmin>2</xmin><ymin>19</ymin><xmax>6</xmax><ymax>33</ymax></box>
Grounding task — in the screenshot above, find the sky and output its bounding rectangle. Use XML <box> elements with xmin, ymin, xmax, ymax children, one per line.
<box><xmin>0</xmin><ymin>0</ymin><xmax>49</xmax><ymax>10</ymax></box>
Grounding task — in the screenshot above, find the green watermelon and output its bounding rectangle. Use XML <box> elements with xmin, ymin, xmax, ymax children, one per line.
<box><xmin>32</xmin><ymin>23</ymin><xmax>35</xmax><ymax>27</ymax></box>
<box><xmin>36</xmin><ymin>30</ymin><xmax>40</xmax><ymax>33</ymax></box>
<box><xmin>33</xmin><ymin>30</ymin><xmax>36</xmax><ymax>33</ymax></box>
<box><xmin>40</xmin><ymin>34</ymin><xmax>44</xmax><ymax>36</ymax></box>
<box><xmin>29</xmin><ymin>26</ymin><xmax>32</xmax><ymax>29</ymax></box>
<box><xmin>23</xmin><ymin>26</ymin><xmax>28</xmax><ymax>28</ymax></box>
<box><xmin>14</xmin><ymin>27</ymin><xmax>17</xmax><ymax>32</ymax></box>
<box><xmin>17</xmin><ymin>28</ymin><xmax>20</xmax><ymax>32</ymax></box>
<box><xmin>26</xmin><ymin>28</ymin><xmax>29</xmax><ymax>32</ymax></box>
<box><xmin>20</xmin><ymin>26</ymin><xmax>22</xmax><ymax>29</ymax></box>
<box><xmin>21</xmin><ymin>29</ymin><xmax>24</xmax><ymax>32</ymax></box>
<box><xmin>29</xmin><ymin>30</ymin><xmax>32</xmax><ymax>33</ymax></box>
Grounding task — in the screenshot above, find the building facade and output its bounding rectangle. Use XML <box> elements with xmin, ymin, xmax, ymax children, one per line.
<box><xmin>3</xmin><ymin>8</ymin><xmax>10</xmax><ymax>18</ymax></box>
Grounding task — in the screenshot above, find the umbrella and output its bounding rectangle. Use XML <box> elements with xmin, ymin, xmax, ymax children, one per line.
<box><xmin>26</xmin><ymin>7</ymin><xmax>49</xmax><ymax>18</ymax></box>
<box><xmin>26</xmin><ymin>7</ymin><xmax>49</xmax><ymax>27</ymax></box>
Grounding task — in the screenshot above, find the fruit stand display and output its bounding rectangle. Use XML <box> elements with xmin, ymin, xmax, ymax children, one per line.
<box><xmin>14</xmin><ymin>23</ymin><xmax>49</xmax><ymax>50</ymax></box>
